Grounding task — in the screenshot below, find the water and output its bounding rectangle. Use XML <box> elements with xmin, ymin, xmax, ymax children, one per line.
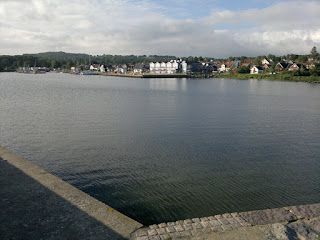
<box><xmin>1</xmin><ymin>72</ymin><xmax>319</xmax><ymax>225</ymax></box>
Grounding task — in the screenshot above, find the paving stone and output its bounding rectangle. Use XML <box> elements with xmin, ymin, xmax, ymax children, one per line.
<box><xmin>200</xmin><ymin>217</ymin><xmax>209</xmax><ymax>222</ymax></box>
<box><xmin>184</xmin><ymin>219</ymin><xmax>193</xmax><ymax>224</ymax></box>
<box><xmin>136</xmin><ymin>230</ymin><xmax>148</xmax><ymax>237</ymax></box>
<box><xmin>175</xmin><ymin>220</ymin><xmax>184</xmax><ymax>225</ymax></box>
<box><xmin>167</xmin><ymin>222</ymin><xmax>175</xmax><ymax>226</ymax></box>
<box><xmin>190</xmin><ymin>230</ymin><xmax>203</xmax><ymax>236</ymax></box>
<box><xmin>137</xmin><ymin>236</ymin><xmax>149</xmax><ymax>240</ymax></box>
<box><xmin>148</xmin><ymin>229</ymin><xmax>158</xmax><ymax>236</ymax></box>
<box><xmin>240</xmin><ymin>207</ymin><xmax>298</xmax><ymax>226</ymax></box>
<box><xmin>210</xmin><ymin>220</ymin><xmax>222</xmax><ymax>226</ymax></box>
<box><xmin>215</xmin><ymin>214</ymin><xmax>223</xmax><ymax>219</ymax></box>
<box><xmin>222</xmin><ymin>213</ymin><xmax>233</xmax><ymax>219</ymax></box>
<box><xmin>173</xmin><ymin>225</ymin><xmax>184</xmax><ymax>232</ymax></box>
<box><xmin>218</xmin><ymin>217</ymin><xmax>230</xmax><ymax>225</ymax></box>
<box><xmin>192</xmin><ymin>222</ymin><xmax>203</xmax><ymax>229</ymax></box>
<box><xmin>169</xmin><ymin>232</ymin><xmax>181</xmax><ymax>238</ymax></box>
<box><xmin>231</xmin><ymin>212</ymin><xmax>240</xmax><ymax>218</ymax></box>
<box><xmin>180</xmin><ymin>231</ymin><xmax>191</xmax><ymax>237</ymax></box>
<box><xmin>192</xmin><ymin>218</ymin><xmax>200</xmax><ymax>222</ymax></box>
<box><xmin>286</xmin><ymin>204</ymin><xmax>320</xmax><ymax>219</ymax></box>
<box><xmin>149</xmin><ymin>224</ymin><xmax>159</xmax><ymax>229</ymax></box>
<box><xmin>231</xmin><ymin>223</ymin><xmax>242</xmax><ymax>229</ymax></box>
<box><xmin>159</xmin><ymin>234</ymin><xmax>170</xmax><ymax>240</ymax></box>
<box><xmin>201</xmin><ymin>221</ymin><xmax>212</xmax><ymax>228</ymax></box>
<box><xmin>227</xmin><ymin>218</ymin><xmax>238</xmax><ymax>224</ymax></box>
<box><xmin>235</xmin><ymin>216</ymin><xmax>247</xmax><ymax>224</ymax></box>
<box><xmin>212</xmin><ymin>226</ymin><xmax>223</xmax><ymax>232</ymax></box>
<box><xmin>221</xmin><ymin>225</ymin><xmax>233</xmax><ymax>231</ymax></box>
<box><xmin>158</xmin><ymin>223</ymin><xmax>167</xmax><ymax>228</ymax></box>
<box><xmin>202</xmin><ymin>228</ymin><xmax>212</xmax><ymax>234</ymax></box>
<box><xmin>149</xmin><ymin>236</ymin><xmax>161</xmax><ymax>240</ymax></box>
<box><xmin>208</xmin><ymin>216</ymin><xmax>217</xmax><ymax>221</ymax></box>
<box><xmin>156</xmin><ymin>228</ymin><xmax>166</xmax><ymax>235</ymax></box>
<box><xmin>166</xmin><ymin>226</ymin><xmax>176</xmax><ymax>233</ymax></box>
<box><xmin>183</xmin><ymin>224</ymin><xmax>193</xmax><ymax>230</ymax></box>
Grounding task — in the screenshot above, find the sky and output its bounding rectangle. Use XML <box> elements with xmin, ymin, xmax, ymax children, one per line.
<box><xmin>0</xmin><ymin>0</ymin><xmax>320</xmax><ymax>58</ymax></box>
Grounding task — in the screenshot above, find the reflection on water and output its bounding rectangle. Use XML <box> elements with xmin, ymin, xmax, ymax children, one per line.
<box><xmin>149</xmin><ymin>78</ymin><xmax>187</xmax><ymax>92</ymax></box>
<box><xmin>1</xmin><ymin>73</ymin><xmax>320</xmax><ymax>225</ymax></box>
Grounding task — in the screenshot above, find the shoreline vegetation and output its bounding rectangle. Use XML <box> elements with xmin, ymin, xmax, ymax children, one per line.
<box><xmin>216</xmin><ymin>73</ymin><xmax>320</xmax><ymax>83</ymax></box>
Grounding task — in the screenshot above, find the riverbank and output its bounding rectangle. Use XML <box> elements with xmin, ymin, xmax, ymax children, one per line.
<box><xmin>1</xmin><ymin>146</ymin><xmax>319</xmax><ymax>240</ymax></box>
<box><xmin>217</xmin><ymin>73</ymin><xmax>320</xmax><ymax>83</ymax></box>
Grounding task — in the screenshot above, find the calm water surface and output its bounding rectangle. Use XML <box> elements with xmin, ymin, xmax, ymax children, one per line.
<box><xmin>1</xmin><ymin>72</ymin><xmax>319</xmax><ymax>225</ymax></box>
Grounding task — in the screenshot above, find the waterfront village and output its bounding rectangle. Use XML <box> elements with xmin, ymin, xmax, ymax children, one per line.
<box><xmin>16</xmin><ymin>55</ymin><xmax>320</xmax><ymax>77</ymax></box>
<box><xmin>66</xmin><ymin>57</ymin><xmax>320</xmax><ymax>76</ymax></box>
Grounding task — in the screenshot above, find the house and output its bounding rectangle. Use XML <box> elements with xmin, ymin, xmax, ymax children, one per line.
<box><xmin>262</xmin><ymin>63</ymin><xmax>270</xmax><ymax>69</ymax></box>
<box><xmin>189</xmin><ymin>62</ymin><xmax>213</xmax><ymax>73</ymax></box>
<box><xmin>90</xmin><ymin>64</ymin><xmax>100</xmax><ymax>71</ymax></box>
<box><xmin>275</xmin><ymin>62</ymin><xmax>289</xmax><ymax>71</ymax></box>
<box><xmin>218</xmin><ymin>62</ymin><xmax>233</xmax><ymax>72</ymax></box>
<box><xmin>100</xmin><ymin>65</ymin><xmax>105</xmax><ymax>72</ymax></box>
<box><xmin>150</xmin><ymin>60</ymin><xmax>187</xmax><ymax>74</ymax></box>
<box><xmin>133</xmin><ymin>63</ymin><xmax>149</xmax><ymax>74</ymax></box>
<box><xmin>288</xmin><ymin>63</ymin><xmax>302</xmax><ymax>71</ymax></box>
<box><xmin>250</xmin><ymin>66</ymin><xmax>264</xmax><ymax>74</ymax></box>
<box><xmin>261</xmin><ymin>58</ymin><xmax>271</xmax><ymax>65</ymax></box>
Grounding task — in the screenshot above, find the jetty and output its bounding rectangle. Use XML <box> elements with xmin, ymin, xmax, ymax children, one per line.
<box><xmin>0</xmin><ymin>146</ymin><xmax>319</xmax><ymax>240</ymax></box>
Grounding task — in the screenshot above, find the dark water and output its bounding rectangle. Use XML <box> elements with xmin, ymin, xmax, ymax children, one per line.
<box><xmin>1</xmin><ymin>72</ymin><xmax>319</xmax><ymax>225</ymax></box>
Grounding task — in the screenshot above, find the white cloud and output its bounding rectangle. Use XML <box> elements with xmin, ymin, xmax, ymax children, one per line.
<box><xmin>0</xmin><ymin>0</ymin><xmax>319</xmax><ymax>57</ymax></box>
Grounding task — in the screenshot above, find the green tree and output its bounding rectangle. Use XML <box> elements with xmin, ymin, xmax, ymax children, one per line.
<box><xmin>310</xmin><ymin>46</ymin><xmax>319</xmax><ymax>58</ymax></box>
<box><xmin>253</xmin><ymin>58</ymin><xmax>261</xmax><ymax>66</ymax></box>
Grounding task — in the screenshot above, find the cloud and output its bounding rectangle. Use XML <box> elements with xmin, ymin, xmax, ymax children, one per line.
<box><xmin>0</xmin><ymin>0</ymin><xmax>319</xmax><ymax>57</ymax></box>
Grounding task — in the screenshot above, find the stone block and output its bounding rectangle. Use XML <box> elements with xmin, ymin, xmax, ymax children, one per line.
<box><xmin>208</xmin><ymin>216</ymin><xmax>217</xmax><ymax>221</ymax></box>
<box><xmin>212</xmin><ymin>226</ymin><xmax>223</xmax><ymax>232</ymax></box>
<box><xmin>180</xmin><ymin>231</ymin><xmax>191</xmax><ymax>237</ymax></box>
<box><xmin>218</xmin><ymin>218</ymin><xmax>230</xmax><ymax>225</ymax></box>
<box><xmin>173</xmin><ymin>225</ymin><xmax>184</xmax><ymax>232</ymax></box>
<box><xmin>201</xmin><ymin>221</ymin><xmax>212</xmax><ymax>228</ymax></box>
<box><xmin>240</xmin><ymin>207</ymin><xmax>298</xmax><ymax>226</ymax></box>
<box><xmin>167</xmin><ymin>222</ymin><xmax>175</xmax><ymax>226</ymax></box>
<box><xmin>158</xmin><ymin>223</ymin><xmax>166</xmax><ymax>228</ymax></box>
<box><xmin>192</xmin><ymin>222</ymin><xmax>203</xmax><ymax>229</ymax></box>
<box><xmin>136</xmin><ymin>230</ymin><xmax>148</xmax><ymax>237</ymax></box>
<box><xmin>221</xmin><ymin>225</ymin><xmax>233</xmax><ymax>231</ymax></box>
<box><xmin>184</xmin><ymin>219</ymin><xmax>193</xmax><ymax>224</ymax></box>
<box><xmin>190</xmin><ymin>230</ymin><xmax>203</xmax><ymax>236</ymax></box>
<box><xmin>156</xmin><ymin>228</ymin><xmax>166</xmax><ymax>235</ymax></box>
<box><xmin>222</xmin><ymin>213</ymin><xmax>233</xmax><ymax>219</ymax></box>
<box><xmin>175</xmin><ymin>220</ymin><xmax>184</xmax><ymax>225</ymax></box>
<box><xmin>210</xmin><ymin>220</ymin><xmax>222</xmax><ymax>226</ymax></box>
<box><xmin>227</xmin><ymin>218</ymin><xmax>238</xmax><ymax>224</ymax></box>
<box><xmin>169</xmin><ymin>232</ymin><xmax>181</xmax><ymax>238</ymax></box>
<box><xmin>159</xmin><ymin>234</ymin><xmax>170</xmax><ymax>240</ymax></box>
<box><xmin>200</xmin><ymin>217</ymin><xmax>209</xmax><ymax>222</ymax></box>
<box><xmin>149</xmin><ymin>224</ymin><xmax>159</xmax><ymax>229</ymax></box>
<box><xmin>183</xmin><ymin>224</ymin><xmax>193</xmax><ymax>230</ymax></box>
<box><xmin>148</xmin><ymin>229</ymin><xmax>158</xmax><ymax>236</ymax></box>
<box><xmin>149</xmin><ymin>236</ymin><xmax>160</xmax><ymax>240</ymax></box>
<box><xmin>137</xmin><ymin>236</ymin><xmax>149</xmax><ymax>240</ymax></box>
<box><xmin>286</xmin><ymin>204</ymin><xmax>320</xmax><ymax>219</ymax></box>
<box><xmin>166</xmin><ymin>226</ymin><xmax>176</xmax><ymax>233</ymax></box>
<box><xmin>231</xmin><ymin>212</ymin><xmax>239</xmax><ymax>218</ymax></box>
<box><xmin>192</xmin><ymin>218</ymin><xmax>200</xmax><ymax>222</ymax></box>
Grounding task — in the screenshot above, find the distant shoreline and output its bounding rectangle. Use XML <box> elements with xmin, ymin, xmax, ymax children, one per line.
<box><xmin>215</xmin><ymin>73</ymin><xmax>320</xmax><ymax>83</ymax></box>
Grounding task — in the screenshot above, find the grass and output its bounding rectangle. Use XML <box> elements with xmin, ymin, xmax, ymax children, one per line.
<box><xmin>216</xmin><ymin>73</ymin><xmax>320</xmax><ymax>83</ymax></box>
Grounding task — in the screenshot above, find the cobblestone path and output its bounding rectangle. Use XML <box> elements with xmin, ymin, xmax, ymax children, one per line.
<box><xmin>130</xmin><ymin>203</ymin><xmax>320</xmax><ymax>240</ymax></box>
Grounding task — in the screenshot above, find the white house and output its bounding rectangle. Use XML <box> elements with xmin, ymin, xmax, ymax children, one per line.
<box><xmin>250</xmin><ymin>66</ymin><xmax>264</xmax><ymax>74</ymax></box>
<box><xmin>150</xmin><ymin>60</ymin><xmax>187</xmax><ymax>74</ymax></box>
